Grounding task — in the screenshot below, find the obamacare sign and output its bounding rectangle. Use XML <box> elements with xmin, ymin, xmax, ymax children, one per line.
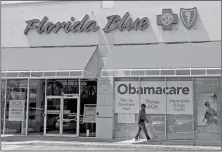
<box><xmin>24</xmin><ymin>7</ymin><xmax>197</xmax><ymax>35</ymax></box>
<box><xmin>114</xmin><ymin>81</ymin><xmax>193</xmax><ymax>115</ymax></box>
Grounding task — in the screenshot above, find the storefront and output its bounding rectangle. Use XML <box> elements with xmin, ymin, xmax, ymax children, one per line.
<box><xmin>1</xmin><ymin>1</ymin><xmax>221</xmax><ymax>145</ymax></box>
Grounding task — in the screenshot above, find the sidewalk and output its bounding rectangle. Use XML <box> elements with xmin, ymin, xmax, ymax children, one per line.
<box><xmin>1</xmin><ymin>135</ymin><xmax>222</xmax><ymax>151</ymax></box>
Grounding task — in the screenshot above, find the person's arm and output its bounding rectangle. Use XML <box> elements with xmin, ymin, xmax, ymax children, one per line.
<box><xmin>138</xmin><ymin>111</ymin><xmax>142</xmax><ymax>122</ymax></box>
<box><xmin>202</xmin><ymin>117</ymin><xmax>205</xmax><ymax>122</ymax></box>
<box><xmin>146</xmin><ymin>118</ymin><xmax>149</xmax><ymax>123</ymax></box>
<box><xmin>142</xmin><ymin>112</ymin><xmax>149</xmax><ymax>123</ymax></box>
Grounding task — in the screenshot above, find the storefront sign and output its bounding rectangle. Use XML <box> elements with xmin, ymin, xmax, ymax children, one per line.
<box><xmin>115</xmin><ymin>81</ymin><xmax>193</xmax><ymax>114</ymax></box>
<box><xmin>24</xmin><ymin>12</ymin><xmax>149</xmax><ymax>35</ymax></box>
<box><xmin>166</xmin><ymin>81</ymin><xmax>193</xmax><ymax>115</ymax></box>
<box><xmin>115</xmin><ymin>81</ymin><xmax>140</xmax><ymax>113</ymax></box>
<box><xmin>9</xmin><ymin>100</ymin><xmax>25</xmax><ymax>121</ymax></box>
<box><xmin>180</xmin><ymin>7</ymin><xmax>197</xmax><ymax>29</ymax></box>
<box><xmin>140</xmin><ymin>81</ymin><xmax>167</xmax><ymax>114</ymax></box>
<box><xmin>103</xmin><ymin>12</ymin><xmax>149</xmax><ymax>33</ymax></box>
<box><xmin>83</xmin><ymin>104</ymin><xmax>96</xmax><ymax>123</ymax></box>
<box><xmin>24</xmin><ymin>8</ymin><xmax>198</xmax><ymax>34</ymax></box>
<box><xmin>157</xmin><ymin>9</ymin><xmax>179</xmax><ymax>30</ymax></box>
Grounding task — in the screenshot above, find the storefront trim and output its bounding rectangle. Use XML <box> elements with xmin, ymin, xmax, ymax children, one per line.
<box><xmin>101</xmin><ymin>67</ymin><xmax>221</xmax><ymax>77</ymax></box>
<box><xmin>1</xmin><ymin>70</ymin><xmax>86</xmax><ymax>79</ymax></box>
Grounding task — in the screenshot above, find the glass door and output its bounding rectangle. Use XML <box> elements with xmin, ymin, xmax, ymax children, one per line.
<box><xmin>62</xmin><ymin>96</ymin><xmax>79</xmax><ymax>137</ymax></box>
<box><xmin>44</xmin><ymin>96</ymin><xmax>62</xmax><ymax>136</ymax></box>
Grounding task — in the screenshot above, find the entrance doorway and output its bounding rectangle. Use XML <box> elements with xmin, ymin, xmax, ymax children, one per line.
<box><xmin>44</xmin><ymin>96</ymin><xmax>80</xmax><ymax>137</ymax></box>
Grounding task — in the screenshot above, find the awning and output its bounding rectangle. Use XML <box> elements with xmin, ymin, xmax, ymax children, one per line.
<box><xmin>1</xmin><ymin>46</ymin><xmax>98</xmax><ymax>78</ymax></box>
<box><xmin>102</xmin><ymin>42</ymin><xmax>221</xmax><ymax>77</ymax></box>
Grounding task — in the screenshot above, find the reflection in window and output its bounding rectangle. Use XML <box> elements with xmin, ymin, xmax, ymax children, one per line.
<box><xmin>194</xmin><ymin>78</ymin><xmax>221</xmax><ymax>142</ymax></box>
<box><xmin>1</xmin><ymin>80</ymin><xmax>6</xmax><ymax>134</ymax></box>
<box><xmin>47</xmin><ymin>79</ymin><xmax>79</xmax><ymax>96</ymax></box>
<box><xmin>5</xmin><ymin>79</ymin><xmax>28</xmax><ymax>135</ymax></box>
<box><xmin>166</xmin><ymin>78</ymin><xmax>193</xmax><ymax>140</ymax></box>
<box><xmin>28</xmin><ymin>80</ymin><xmax>45</xmax><ymax>135</ymax></box>
<box><xmin>79</xmin><ymin>80</ymin><xmax>97</xmax><ymax>137</ymax></box>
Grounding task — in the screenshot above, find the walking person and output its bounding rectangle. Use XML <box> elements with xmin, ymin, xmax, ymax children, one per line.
<box><xmin>134</xmin><ymin>104</ymin><xmax>150</xmax><ymax>142</ymax></box>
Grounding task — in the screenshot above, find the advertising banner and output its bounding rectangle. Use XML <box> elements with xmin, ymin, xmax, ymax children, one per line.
<box><xmin>115</xmin><ymin>81</ymin><xmax>140</xmax><ymax>113</ymax></box>
<box><xmin>9</xmin><ymin>100</ymin><xmax>25</xmax><ymax>121</ymax></box>
<box><xmin>115</xmin><ymin>81</ymin><xmax>193</xmax><ymax>115</ymax></box>
<box><xmin>140</xmin><ymin>81</ymin><xmax>166</xmax><ymax>114</ymax></box>
<box><xmin>166</xmin><ymin>81</ymin><xmax>193</xmax><ymax>115</ymax></box>
<box><xmin>196</xmin><ymin>92</ymin><xmax>219</xmax><ymax>132</ymax></box>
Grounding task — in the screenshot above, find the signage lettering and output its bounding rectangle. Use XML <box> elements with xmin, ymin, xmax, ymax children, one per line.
<box><xmin>117</xmin><ymin>83</ymin><xmax>189</xmax><ymax>95</ymax></box>
<box><xmin>24</xmin><ymin>8</ymin><xmax>198</xmax><ymax>35</ymax></box>
<box><xmin>103</xmin><ymin>12</ymin><xmax>149</xmax><ymax>33</ymax></box>
<box><xmin>24</xmin><ymin>12</ymin><xmax>149</xmax><ymax>35</ymax></box>
<box><xmin>115</xmin><ymin>81</ymin><xmax>193</xmax><ymax>114</ymax></box>
<box><xmin>24</xmin><ymin>15</ymin><xmax>100</xmax><ymax>35</ymax></box>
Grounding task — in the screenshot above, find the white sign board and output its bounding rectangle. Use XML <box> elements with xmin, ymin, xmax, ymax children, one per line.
<box><xmin>166</xmin><ymin>81</ymin><xmax>193</xmax><ymax>115</ymax></box>
<box><xmin>115</xmin><ymin>81</ymin><xmax>140</xmax><ymax>113</ymax></box>
<box><xmin>83</xmin><ymin>104</ymin><xmax>97</xmax><ymax>123</ymax></box>
<box><xmin>140</xmin><ymin>81</ymin><xmax>166</xmax><ymax>114</ymax></box>
<box><xmin>9</xmin><ymin>100</ymin><xmax>25</xmax><ymax>121</ymax></box>
<box><xmin>115</xmin><ymin>81</ymin><xmax>193</xmax><ymax>115</ymax></box>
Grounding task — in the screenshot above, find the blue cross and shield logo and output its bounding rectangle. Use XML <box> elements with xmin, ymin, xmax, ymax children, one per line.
<box><xmin>157</xmin><ymin>7</ymin><xmax>198</xmax><ymax>30</ymax></box>
<box><xmin>180</xmin><ymin>7</ymin><xmax>198</xmax><ymax>29</ymax></box>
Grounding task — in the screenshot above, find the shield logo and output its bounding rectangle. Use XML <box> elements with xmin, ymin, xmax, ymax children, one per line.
<box><xmin>180</xmin><ymin>7</ymin><xmax>197</xmax><ymax>29</ymax></box>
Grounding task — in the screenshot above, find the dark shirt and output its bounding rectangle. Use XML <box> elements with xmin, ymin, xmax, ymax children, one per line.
<box><xmin>138</xmin><ymin>109</ymin><xmax>147</xmax><ymax>123</ymax></box>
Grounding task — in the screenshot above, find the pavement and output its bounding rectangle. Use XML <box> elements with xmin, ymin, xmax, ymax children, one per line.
<box><xmin>1</xmin><ymin>135</ymin><xmax>222</xmax><ymax>151</ymax></box>
<box><xmin>2</xmin><ymin>145</ymin><xmax>220</xmax><ymax>152</ymax></box>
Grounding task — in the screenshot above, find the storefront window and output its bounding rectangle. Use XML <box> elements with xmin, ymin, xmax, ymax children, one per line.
<box><xmin>114</xmin><ymin>78</ymin><xmax>141</xmax><ymax>139</ymax></box>
<box><xmin>79</xmin><ymin>80</ymin><xmax>97</xmax><ymax>137</ymax></box>
<box><xmin>140</xmin><ymin>78</ymin><xmax>166</xmax><ymax>139</ymax></box>
<box><xmin>166</xmin><ymin>77</ymin><xmax>193</xmax><ymax>140</ymax></box>
<box><xmin>28</xmin><ymin>80</ymin><xmax>45</xmax><ymax>135</ymax></box>
<box><xmin>5</xmin><ymin>79</ymin><xmax>28</xmax><ymax>135</ymax></box>
<box><xmin>194</xmin><ymin>78</ymin><xmax>221</xmax><ymax>142</ymax></box>
<box><xmin>1</xmin><ymin>80</ymin><xmax>6</xmax><ymax>134</ymax></box>
<box><xmin>47</xmin><ymin>79</ymin><xmax>79</xmax><ymax>96</ymax></box>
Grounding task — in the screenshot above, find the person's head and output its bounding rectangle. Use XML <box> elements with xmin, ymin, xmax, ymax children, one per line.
<box><xmin>205</xmin><ymin>112</ymin><xmax>211</xmax><ymax>120</ymax></box>
<box><xmin>205</xmin><ymin>101</ymin><xmax>210</xmax><ymax>108</ymax></box>
<box><xmin>141</xmin><ymin>104</ymin><xmax>146</xmax><ymax>110</ymax></box>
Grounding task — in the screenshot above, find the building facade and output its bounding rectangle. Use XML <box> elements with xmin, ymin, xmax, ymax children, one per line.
<box><xmin>1</xmin><ymin>1</ymin><xmax>221</xmax><ymax>145</ymax></box>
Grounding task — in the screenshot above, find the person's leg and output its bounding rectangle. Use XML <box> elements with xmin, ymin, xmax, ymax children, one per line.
<box><xmin>135</xmin><ymin>125</ymin><xmax>142</xmax><ymax>140</ymax></box>
<box><xmin>141</xmin><ymin>122</ymin><xmax>150</xmax><ymax>140</ymax></box>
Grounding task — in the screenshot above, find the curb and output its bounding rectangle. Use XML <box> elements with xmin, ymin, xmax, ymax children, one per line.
<box><xmin>2</xmin><ymin>141</ymin><xmax>221</xmax><ymax>151</ymax></box>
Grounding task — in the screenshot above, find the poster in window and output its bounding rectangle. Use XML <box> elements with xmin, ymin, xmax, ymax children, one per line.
<box><xmin>196</xmin><ymin>92</ymin><xmax>220</xmax><ymax>132</ymax></box>
<box><xmin>115</xmin><ymin>81</ymin><xmax>140</xmax><ymax>113</ymax></box>
<box><xmin>9</xmin><ymin>100</ymin><xmax>25</xmax><ymax>121</ymax></box>
<box><xmin>83</xmin><ymin>104</ymin><xmax>96</xmax><ymax>123</ymax></box>
<box><xmin>140</xmin><ymin>81</ymin><xmax>166</xmax><ymax>114</ymax></box>
<box><xmin>166</xmin><ymin>81</ymin><xmax>193</xmax><ymax>115</ymax></box>
<box><xmin>140</xmin><ymin>81</ymin><xmax>193</xmax><ymax>115</ymax></box>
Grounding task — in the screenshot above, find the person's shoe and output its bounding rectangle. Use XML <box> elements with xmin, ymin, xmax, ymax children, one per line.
<box><xmin>134</xmin><ymin>138</ymin><xmax>139</xmax><ymax>141</ymax></box>
<box><xmin>132</xmin><ymin>138</ymin><xmax>139</xmax><ymax>143</ymax></box>
<box><xmin>146</xmin><ymin>138</ymin><xmax>151</xmax><ymax>142</ymax></box>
